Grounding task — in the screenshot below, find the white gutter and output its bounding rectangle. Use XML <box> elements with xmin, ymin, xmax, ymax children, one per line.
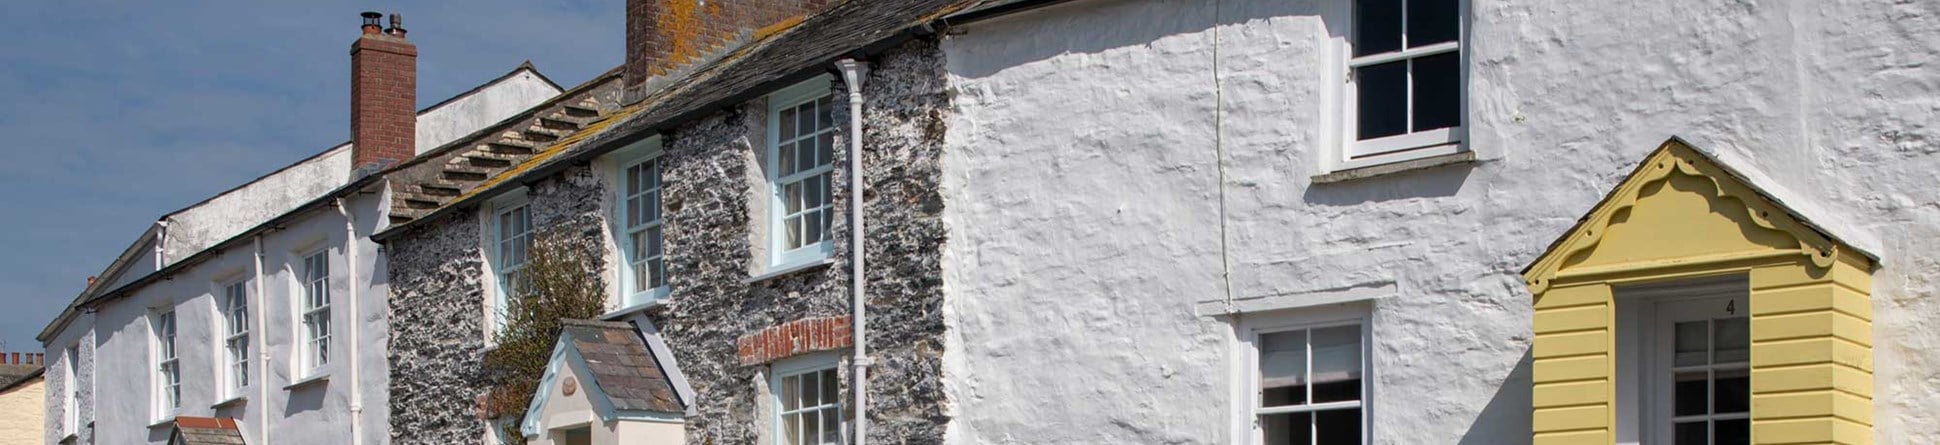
<box><xmin>252</xmin><ymin>235</ymin><xmax>271</xmax><ymax>443</ymax></box>
<box><xmin>835</xmin><ymin>58</ymin><xmax>871</xmax><ymax>445</ymax></box>
<box><xmin>335</xmin><ymin>198</ymin><xmax>365</xmax><ymax>445</ymax></box>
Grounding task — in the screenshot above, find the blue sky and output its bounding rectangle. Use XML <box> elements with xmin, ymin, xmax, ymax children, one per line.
<box><xmin>0</xmin><ymin>1</ymin><xmax>622</xmax><ymax>349</ymax></box>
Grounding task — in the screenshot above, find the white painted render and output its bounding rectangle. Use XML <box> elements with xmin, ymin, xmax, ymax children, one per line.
<box><xmin>940</xmin><ymin>0</ymin><xmax>1939</xmax><ymax>443</ymax></box>
<box><xmin>161</xmin><ymin>68</ymin><xmax>559</xmax><ymax>261</ymax></box>
<box><xmin>416</xmin><ymin>69</ymin><xmax>563</xmax><ymax>156</ymax></box>
<box><xmin>44</xmin><ymin>66</ymin><xmax>555</xmax><ymax>445</ymax></box>
<box><xmin>56</xmin><ymin>192</ymin><xmax>387</xmax><ymax>445</ymax></box>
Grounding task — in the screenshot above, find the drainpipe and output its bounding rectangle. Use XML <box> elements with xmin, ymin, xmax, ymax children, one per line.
<box><xmin>153</xmin><ymin>220</ymin><xmax>169</xmax><ymax>267</ymax></box>
<box><xmin>335</xmin><ymin>198</ymin><xmax>365</xmax><ymax>445</ymax></box>
<box><xmin>252</xmin><ymin>235</ymin><xmax>271</xmax><ymax>444</ymax></box>
<box><xmin>835</xmin><ymin>58</ymin><xmax>871</xmax><ymax>445</ymax></box>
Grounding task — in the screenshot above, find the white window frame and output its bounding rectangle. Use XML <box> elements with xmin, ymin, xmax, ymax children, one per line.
<box><xmin>296</xmin><ymin>249</ymin><xmax>332</xmax><ymax>376</ymax></box>
<box><xmin>1326</xmin><ymin>0</ymin><xmax>1469</xmax><ymax>172</ymax></box>
<box><xmin>489</xmin><ymin>191</ymin><xmax>533</xmax><ymax>334</ymax></box>
<box><xmin>615</xmin><ymin>141</ymin><xmax>671</xmax><ymax>307</ymax></box>
<box><xmin>64</xmin><ymin>343</ymin><xmax>79</xmax><ymax>435</ymax></box>
<box><xmin>1614</xmin><ymin>278</ymin><xmax>1750</xmax><ymax>445</ymax></box>
<box><xmin>1231</xmin><ymin>303</ymin><xmax>1372</xmax><ymax>445</ymax></box>
<box><xmin>219</xmin><ymin>279</ymin><xmax>251</xmax><ymax>398</ymax></box>
<box><xmin>151</xmin><ymin>308</ymin><xmax>180</xmax><ymax>420</ymax></box>
<box><xmin>766</xmin><ymin>76</ymin><xmax>838</xmax><ymax>268</ymax></box>
<box><xmin>771</xmin><ymin>353</ymin><xmax>844</xmax><ymax>445</ymax></box>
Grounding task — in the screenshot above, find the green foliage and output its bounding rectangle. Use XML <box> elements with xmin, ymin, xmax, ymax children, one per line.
<box><xmin>482</xmin><ymin>230</ymin><xmax>608</xmax><ymax>444</ymax></box>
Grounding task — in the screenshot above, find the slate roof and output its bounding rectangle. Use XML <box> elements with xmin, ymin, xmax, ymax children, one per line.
<box><xmin>0</xmin><ymin>367</ymin><xmax>41</xmax><ymax>393</ymax></box>
<box><xmin>374</xmin><ymin>0</ymin><xmax>1042</xmax><ymax>240</ymax></box>
<box><xmin>170</xmin><ymin>416</ymin><xmax>246</xmax><ymax>445</ymax></box>
<box><xmin>560</xmin><ymin>319</ymin><xmax>682</xmax><ymax>413</ymax></box>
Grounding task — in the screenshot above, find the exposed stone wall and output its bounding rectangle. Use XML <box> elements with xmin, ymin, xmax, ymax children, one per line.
<box><xmin>42</xmin><ymin>333</ymin><xmax>91</xmax><ymax>445</ymax></box>
<box><xmin>385</xmin><ymin>37</ymin><xmax>949</xmax><ymax>444</ymax></box>
<box><xmin>386</xmin><ymin>208</ymin><xmax>488</xmax><ymax>445</ymax></box>
<box><xmin>386</xmin><ymin>165</ymin><xmax>609</xmax><ymax>445</ymax></box>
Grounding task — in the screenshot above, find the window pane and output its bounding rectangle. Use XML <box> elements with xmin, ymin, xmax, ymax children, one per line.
<box><xmin>1674</xmin><ymin>371</ymin><xmax>1708</xmax><ymax>416</ymax></box>
<box><xmin>783</xmin><ymin>414</ymin><xmax>802</xmax><ymax>445</ymax></box>
<box><xmin>1412</xmin><ymin>51</ymin><xmax>1461</xmax><ymax>132</ymax></box>
<box><xmin>817</xmin><ymin>132</ymin><xmax>835</xmax><ymax>167</ymax></box>
<box><xmin>798</xmin><ymin>103</ymin><xmax>816</xmax><ymax>137</ymax></box>
<box><xmin>632</xmin><ymin>261</ymin><xmax>650</xmax><ymax>293</ymax></box>
<box><xmin>1715</xmin><ymin>419</ymin><xmax>1749</xmax><ymax>445</ymax></box>
<box><xmin>781</xmin><ymin>142</ymin><xmax>799</xmax><ymax>176</ymax></box>
<box><xmin>821</xmin><ymin>369</ymin><xmax>840</xmax><ymax>407</ymax></box>
<box><xmin>802</xmin><ymin>371</ymin><xmax>821</xmax><ymax>406</ymax></box>
<box><xmin>645</xmin><ymin>190</ymin><xmax>662</xmax><ymax>223</ymax></box>
<box><xmin>820</xmin><ymin>407</ymin><xmax>841</xmax><ymax>444</ymax></box>
<box><xmin>786</xmin><ymin>216</ymin><xmax>804</xmax><ymax>249</ymax></box>
<box><xmin>1353</xmin><ymin>0</ymin><xmax>1402</xmax><ymax>56</ymax></box>
<box><xmin>798</xmin><ymin>135</ymin><xmax>818</xmax><ymax>173</ymax></box>
<box><xmin>785</xmin><ymin>182</ymin><xmax>805</xmax><ymax>214</ymax></box>
<box><xmin>647</xmin><ymin>227</ymin><xmax>664</xmax><ymax>257</ymax></box>
<box><xmin>780</xmin><ymin>107</ymin><xmax>796</xmax><ymax>139</ymax></box>
<box><xmin>1356</xmin><ymin>61</ymin><xmax>1408</xmax><ymax>140</ymax></box>
<box><xmin>1261</xmin><ymin>412</ymin><xmax>1312</xmax><ymax>445</ymax></box>
<box><xmin>649</xmin><ymin>258</ymin><xmax>665</xmax><ymax>289</ymax></box>
<box><xmin>801</xmin><ymin>411</ymin><xmax>820</xmax><ymax>444</ymax></box>
<box><xmin>1407</xmin><ymin>0</ymin><xmax>1459</xmax><ymax>47</ymax></box>
<box><xmin>1259</xmin><ymin>330</ymin><xmax>1307</xmax><ymax>407</ymax></box>
<box><xmin>782</xmin><ymin>375</ymin><xmax>800</xmax><ymax>410</ymax></box>
<box><xmin>1315</xmin><ymin>407</ymin><xmax>1361</xmax><ymax>445</ymax></box>
<box><xmin>1674</xmin><ymin>321</ymin><xmax>1708</xmax><ymax>367</ymax></box>
<box><xmin>1310</xmin><ymin>326</ymin><xmax>1362</xmax><ymax>403</ymax></box>
<box><xmin>1674</xmin><ymin>422</ymin><xmax>1707</xmax><ymax>445</ymax></box>
<box><xmin>1713</xmin><ymin>368</ymin><xmax>1749</xmax><ymax>414</ymax></box>
<box><xmin>1713</xmin><ymin>318</ymin><xmax>1749</xmax><ymax>363</ymax></box>
<box><xmin>818</xmin><ymin>96</ymin><xmax>834</xmax><ymax>129</ymax></box>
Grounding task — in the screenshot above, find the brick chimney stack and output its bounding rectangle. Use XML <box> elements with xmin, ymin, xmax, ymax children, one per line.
<box><xmin>623</xmin><ymin>0</ymin><xmax>838</xmax><ymax>102</ymax></box>
<box><xmin>350</xmin><ymin>11</ymin><xmax>417</xmax><ymax>170</ymax></box>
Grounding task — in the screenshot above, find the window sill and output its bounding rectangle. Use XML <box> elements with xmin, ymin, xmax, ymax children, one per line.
<box><xmin>601</xmin><ymin>299</ymin><xmax>667</xmax><ymax>320</ymax></box>
<box><xmin>1313</xmin><ymin>151</ymin><xmax>1475</xmax><ymax>184</ymax></box>
<box><xmin>743</xmin><ymin>258</ymin><xmax>835</xmax><ymax>284</ymax></box>
<box><xmin>147</xmin><ymin>416</ymin><xmax>176</xmax><ymax>430</ymax></box>
<box><xmin>283</xmin><ymin>373</ymin><xmax>330</xmax><ymax>391</ymax></box>
<box><xmin>211</xmin><ymin>395</ymin><xmax>247</xmax><ymax>410</ymax></box>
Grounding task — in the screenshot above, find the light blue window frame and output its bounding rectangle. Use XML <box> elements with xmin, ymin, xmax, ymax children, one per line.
<box><xmin>766</xmin><ymin>76</ymin><xmax>838</xmax><ymax>269</ymax></box>
<box><xmin>614</xmin><ymin>139</ymin><xmax>671</xmax><ymax>307</ymax></box>
<box><xmin>771</xmin><ymin>353</ymin><xmax>844</xmax><ymax>445</ymax></box>
<box><xmin>490</xmin><ymin>190</ymin><xmax>532</xmax><ymax>333</ymax></box>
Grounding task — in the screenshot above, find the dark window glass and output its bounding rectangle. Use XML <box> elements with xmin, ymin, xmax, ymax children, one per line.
<box><xmin>1715</xmin><ymin>419</ymin><xmax>1749</xmax><ymax>445</ymax></box>
<box><xmin>1354</xmin><ymin>0</ymin><xmax>1402</xmax><ymax>56</ymax></box>
<box><xmin>1675</xmin><ymin>422</ymin><xmax>1708</xmax><ymax>445</ymax></box>
<box><xmin>1713</xmin><ymin>369</ymin><xmax>1749</xmax><ymax>414</ymax></box>
<box><xmin>1314</xmin><ymin>408</ymin><xmax>1362</xmax><ymax>445</ymax></box>
<box><xmin>1407</xmin><ymin>0</ymin><xmax>1459</xmax><ymax>47</ymax></box>
<box><xmin>1261</xmin><ymin>412</ymin><xmax>1312</xmax><ymax>445</ymax></box>
<box><xmin>1412</xmin><ymin>51</ymin><xmax>1462</xmax><ymax>131</ymax></box>
<box><xmin>1356</xmin><ymin>61</ymin><xmax>1408</xmax><ymax>140</ymax></box>
<box><xmin>1311</xmin><ymin>379</ymin><xmax>1361</xmax><ymax>404</ymax></box>
<box><xmin>1674</xmin><ymin>372</ymin><xmax>1708</xmax><ymax>416</ymax></box>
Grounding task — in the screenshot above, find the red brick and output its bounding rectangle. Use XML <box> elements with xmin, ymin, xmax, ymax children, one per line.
<box><xmin>351</xmin><ymin>30</ymin><xmax>415</xmax><ymax>169</ymax></box>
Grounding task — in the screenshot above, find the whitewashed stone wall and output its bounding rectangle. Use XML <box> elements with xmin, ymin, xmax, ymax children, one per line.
<box><xmin>940</xmin><ymin>0</ymin><xmax>1940</xmax><ymax>443</ymax></box>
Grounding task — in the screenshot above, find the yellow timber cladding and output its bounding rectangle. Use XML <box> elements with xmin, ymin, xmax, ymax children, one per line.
<box><xmin>1522</xmin><ymin>140</ymin><xmax>1877</xmax><ymax>444</ymax></box>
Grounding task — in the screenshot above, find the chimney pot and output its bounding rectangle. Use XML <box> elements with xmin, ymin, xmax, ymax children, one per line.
<box><xmin>387</xmin><ymin>13</ymin><xmax>407</xmax><ymax>37</ymax></box>
<box><xmin>361</xmin><ymin>11</ymin><xmax>383</xmax><ymax>35</ymax></box>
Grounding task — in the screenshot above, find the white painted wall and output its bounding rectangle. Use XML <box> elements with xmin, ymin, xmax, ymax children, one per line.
<box><xmin>940</xmin><ymin>0</ymin><xmax>1940</xmax><ymax>443</ymax></box>
<box><xmin>162</xmin><ymin>69</ymin><xmax>560</xmax><ymax>260</ymax></box>
<box><xmin>416</xmin><ymin>69</ymin><xmax>563</xmax><ymax>155</ymax></box>
<box><xmin>64</xmin><ymin>192</ymin><xmax>388</xmax><ymax>445</ymax></box>
<box><xmin>41</xmin><ymin>66</ymin><xmax>558</xmax><ymax>444</ymax></box>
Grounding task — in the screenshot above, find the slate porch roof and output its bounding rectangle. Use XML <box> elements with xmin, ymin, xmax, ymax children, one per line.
<box><xmin>170</xmin><ymin>416</ymin><xmax>246</xmax><ymax>445</ymax></box>
<box><xmin>559</xmin><ymin>319</ymin><xmax>683</xmax><ymax>413</ymax></box>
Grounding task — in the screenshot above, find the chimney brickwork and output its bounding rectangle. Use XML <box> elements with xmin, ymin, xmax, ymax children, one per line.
<box><xmin>624</xmin><ymin>0</ymin><xmax>838</xmax><ymax>102</ymax></box>
<box><xmin>351</xmin><ymin>12</ymin><xmax>418</xmax><ymax>170</ymax></box>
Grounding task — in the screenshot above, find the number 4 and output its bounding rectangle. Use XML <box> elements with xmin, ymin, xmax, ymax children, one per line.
<box><xmin>1725</xmin><ymin>299</ymin><xmax>1737</xmax><ymax>315</ymax></box>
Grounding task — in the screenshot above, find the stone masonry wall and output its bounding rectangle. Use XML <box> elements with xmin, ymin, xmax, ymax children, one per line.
<box><xmin>386</xmin><ymin>165</ymin><xmax>609</xmax><ymax>445</ymax></box>
<box><xmin>644</xmin><ymin>37</ymin><xmax>950</xmax><ymax>444</ymax></box>
<box><xmin>384</xmin><ymin>38</ymin><xmax>949</xmax><ymax>444</ymax></box>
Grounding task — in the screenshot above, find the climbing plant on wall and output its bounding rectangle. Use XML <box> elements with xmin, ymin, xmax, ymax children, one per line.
<box><xmin>482</xmin><ymin>229</ymin><xmax>607</xmax><ymax>444</ymax></box>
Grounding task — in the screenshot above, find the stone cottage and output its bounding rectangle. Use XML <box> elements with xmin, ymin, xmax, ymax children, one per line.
<box><xmin>377</xmin><ymin>0</ymin><xmax>1940</xmax><ymax>444</ymax></box>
